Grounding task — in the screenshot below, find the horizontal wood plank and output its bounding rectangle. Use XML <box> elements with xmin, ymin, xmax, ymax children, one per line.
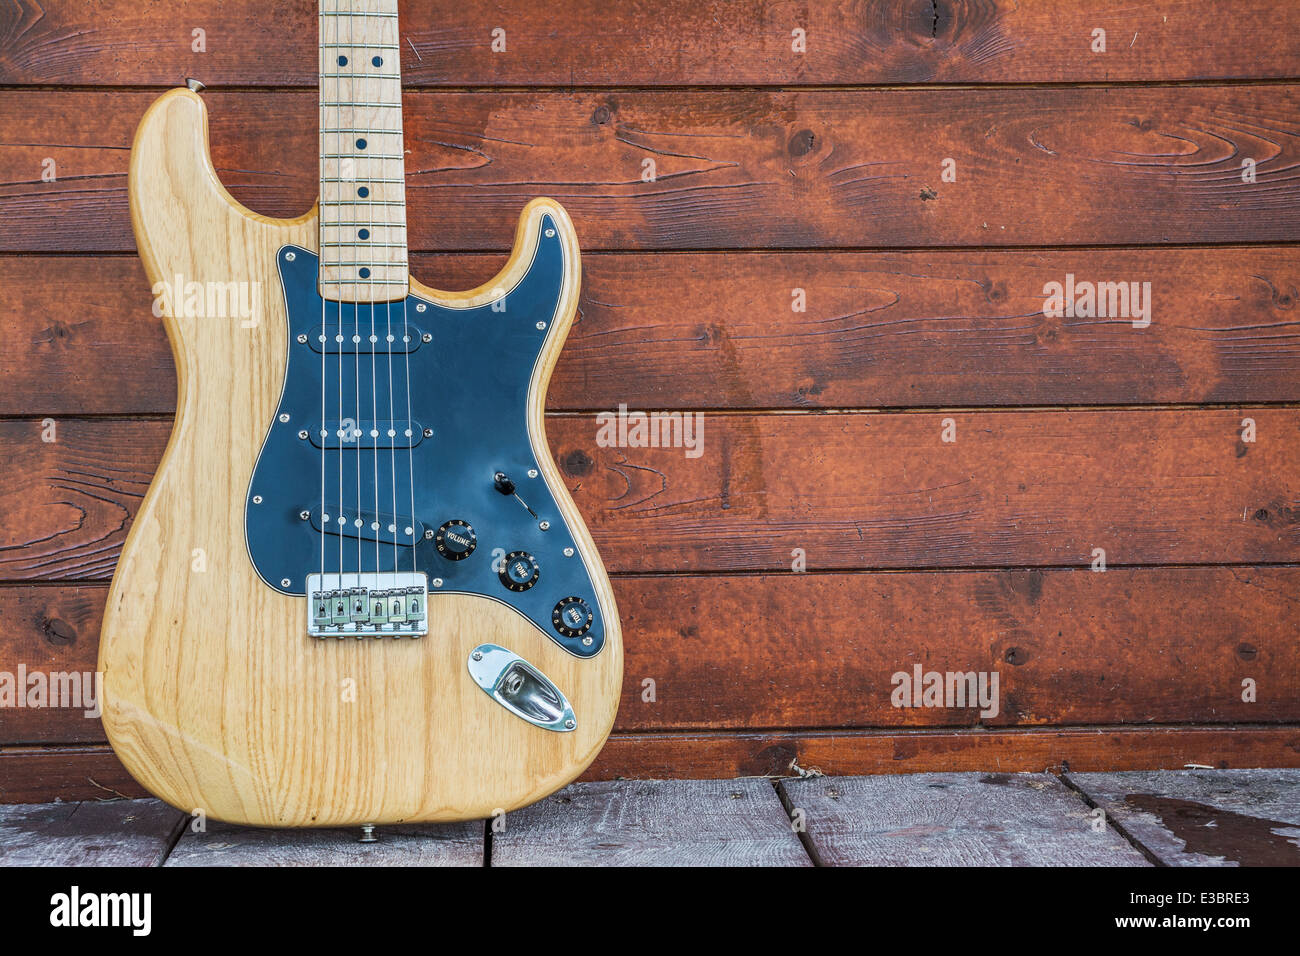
<box><xmin>1</xmin><ymin>1</ymin><xmax>1296</xmax><ymax>87</ymax></box>
<box><xmin>780</xmin><ymin>772</ymin><xmax>1149</xmax><ymax>866</ymax></box>
<box><xmin>2</xmin><ymin>567</ymin><xmax>1297</xmax><ymax>743</ymax></box>
<box><xmin>165</xmin><ymin>818</ymin><xmax>484</xmax><ymax>866</ymax></box>
<box><xmin>6</xmin><ymin>247</ymin><xmax>1300</xmax><ymax>417</ymax></box>
<box><xmin>3</xmin><ymin>86</ymin><xmax>1299</xmax><ymax>252</ymax></box>
<box><xmin>0</xmin><ymin>410</ymin><xmax>1293</xmax><ymax>580</ymax></box>
<box><xmin>6</xmin><ymin>727</ymin><xmax>1300</xmax><ymax>803</ymax></box>
<box><xmin>1067</xmin><ymin>768</ymin><xmax>1300</xmax><ymax>866</ymax></box>
<box><xmin>0</xmin><ymin>798</ymin><xmax>185</xmax><ymax>866</ymax></box>
<box><xmin>489</xmin><ymin>778</ymin><xmax>811</xmax><ymax>866</ymax></box>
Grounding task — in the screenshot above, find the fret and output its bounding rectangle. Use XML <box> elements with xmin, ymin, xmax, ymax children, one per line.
<box><xmin>318</xmin><ymin>0</ymin><xmax>407</xmax><ymax>303</ymax></box>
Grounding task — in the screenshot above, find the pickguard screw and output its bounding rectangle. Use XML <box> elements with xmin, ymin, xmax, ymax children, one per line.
<box><xmin>432</xmin><ymin>578</ymin><xmax>443</xmax><ymax>588</ymax></box>
<box><xmin>539</xmin><ymin>521</ymin><xmax>550</xmax><ymax>531</ymax></box>
<box><xmin>582</xmin><ymin>637</ymin><xmax>593</xmax><ymax>646</ymax></box>
<box><xmin>416</xmin><ymin>303</ymin><xmax>427</xmax><ymax>313</ymax></box>
<box><xmin>298</xmin><ymin>430</ymin><xmax>309</xmax><ymax>440</ymax></box>
<box><xmin>359</xmin><ymin>824</ymin><xmax>377</xmax><ymax>843</ymax></box>
<box><xmin>252</xmin><ymin>495</ymin><xmax>263</xmax><ymax>504</ymax></box>
<box><xmin>299</xmin><ymin>510</ymin><xmax>310</xmax><ymax>520</ymax></box>
<box><xmin>563</xmin><ymin>547</ymin><xmax>574</xmax><ymax>557</ymax></box>
<box><xmin>422</xmin><ymin>427</ymin><xmax>433</xmax><ymax>438</ymax></box>
<box><xmin>285</xmin><ymin>251</ymin><xmax>296</xmax><ymax>262</ymax></box>
<box><xmin>536</xmin><ymin>321</ymin><xmax>546</xmax><ymax>330</ymax></box>
<box><xmin>545</xmin><ymin>229</ymin><xmax>556</xmax><ymax>238</ymax></box>
<box><xmin>472</xmin><ymin>651</ymin><xmax>483</xmax><ymax>661</ymax></box>
<box><xmin>296</xmin><ymin>333</ymin><xmax>308</xmax><ymax>344</ymax></box>
<box><xmin>423</xmin><ymin>529</ymin><xmax>435</xmax><ymax>539</ymax></box>
<box><xmin>421</xmin><ymin>332</ymin><xmax>432</xmax><ymax>342</ymax></box>
<box><xmin>527</xmin><ymin>469</ymin><xmax>538</xmax><ymax>479</ymax></box>
<box><xmin>280</xmin><ymin>578</ymin><xmax>291</xmax><ymax>588</ymax></box>
<box><xmin>279</xmin><ymin>413</ymin><xmax>290</xmax><ymax>423</ymax></box>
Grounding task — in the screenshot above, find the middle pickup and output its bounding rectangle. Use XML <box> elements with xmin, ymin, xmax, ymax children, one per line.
<box><xmin>307</xmin><ymin>420</ymin><xmax>428</xmax><ymax>450</ymax></box>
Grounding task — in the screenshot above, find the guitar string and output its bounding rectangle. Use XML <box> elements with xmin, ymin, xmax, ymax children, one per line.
<box><xmin>319</xmin><ymin>2</ymin><xmax>331</xmax><ymax>595</ymax></box>
<box><xmin>364</xmin><ymin>3</ymin><xmax>381</xmax><ymax>579</ymax></box>
<box><xmin>352</xmin><ymin>0</ymin><xmax>364</xmax><ymax>588</ymax></box>
<box><xmin>397</xmin><ymin>32</ymin><xmax>417</xmax><ymax>580</ymax></box>
<box><xmin>336</xmin><ymin>2</ymin><xmax>347</xmax><ymax>588</ymax></box>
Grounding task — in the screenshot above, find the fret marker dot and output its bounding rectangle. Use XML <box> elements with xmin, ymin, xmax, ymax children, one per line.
<box><xmin>356</xmin><ymin>138</ymin><xmax>367</xmax><ymax>150</ymax></box>
<box><xmin>338</xmin><ymin>56</ymin><xmax>348</xmax><ymax>66</ymax></box>
<box><xmin>359</xmin><ymin>267</ymin><xmax>372</xmax><ymax>279</ymax></box>
<box><xmin>358</xmin><ymin>228</ymin><xmax>370</xmax><ymax>239</ymax></box>
<box><xmin>358</xmin><ymin>186</ymin><xmax>370</xmax><ymax>198</ymax></box>
<box><xmin>372</xmin><ymin>56</ymin><xmax>384</xmax><ymax>67</ymax></box>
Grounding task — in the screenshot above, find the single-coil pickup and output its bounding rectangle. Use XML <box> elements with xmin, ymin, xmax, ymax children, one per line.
<box><xmin>308</xmin><ymin>420</ymin><xmax>427</xmax><ymax>450</ymax></box>
<box><xmin>304</xmin><ymin>324</ymin><xmax>427</xmax><ymax>354</ymax></box>
<box><xmin>308</xmin><ymin>505</ymin><xmax>426</xmax><ymax>545</ymax></box>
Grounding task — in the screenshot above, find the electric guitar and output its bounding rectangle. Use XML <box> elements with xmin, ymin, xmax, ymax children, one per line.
<box><xmin>99</xmin><ymin>0</ymin><xmax>622</xmax><ymax>826</ymax></box>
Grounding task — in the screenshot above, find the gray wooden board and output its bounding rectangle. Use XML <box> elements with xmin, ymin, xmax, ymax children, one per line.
<box><xmin>489</xmin><ymin>778</ymin><xmax>812</xmax><ymax>866</ymax></box>
<box><xmin>1066</xmin><ymin>769</ymin><xmax>1300</xmax><ymax>867</ymax></box>
<box><xmin>780</xmin><ymin>772</ymin><xmax>1151</xmax><ymax>866</ymax></box>
<box><xmin>0</xmin><ymin>799</ymin><xmax>185</xmax><ymax>866</ymax></box>
<box><xmin>163</xmin><ymin>818</ymin><xmax>484</xmax><ymax>866</ymax></box>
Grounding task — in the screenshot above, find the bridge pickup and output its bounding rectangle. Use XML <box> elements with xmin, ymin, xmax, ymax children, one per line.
<box><xmin>309</xmin><ymin>506</ymin><xmax>426</xmax><ymax>545</ymax></box>
<box><xmin>308</xmin><ymin>571</ymin><xmax>428</xmax><ymax>638</ymax></box>
<box><xmin>307</xmin><ymin>420</ymin><xmax>427</xmax><ymax>450</ymax></box>
<box><xmin>305</xmin><ymin>323</ymin><xmax>426</xmax><ymax>354</ymax></box>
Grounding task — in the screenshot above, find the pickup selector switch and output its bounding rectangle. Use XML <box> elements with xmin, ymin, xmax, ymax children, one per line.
<box><xmin>434</xmin><ymin>520</ymin><xmax>476</xmax><ymax>560</ymax></box>
<box><xmin>552</xmin><ymin>596</ymin><xmax>593</xmax><ymax>638</ymax></box>
<box><xmin>499</xmin><ymin>551</ymin><xmax>540</xmax><ymax>592</ymax></box>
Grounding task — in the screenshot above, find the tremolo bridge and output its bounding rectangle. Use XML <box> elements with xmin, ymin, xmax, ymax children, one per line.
<box><xmin>308</xmin><ymin>571</ymin><xmax>428</xmax><ymax>638</ymax></box>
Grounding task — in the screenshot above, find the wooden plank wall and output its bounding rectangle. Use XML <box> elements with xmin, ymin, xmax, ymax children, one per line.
<box><xmin>1</xmin><ymin>0</ymin><xmax>1299</xmax><ymax>801</ymax></box>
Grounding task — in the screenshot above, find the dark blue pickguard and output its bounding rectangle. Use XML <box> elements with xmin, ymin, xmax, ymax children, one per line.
<box><xmin>245</xmin><ymin>217</ymin><xmax>605</xmax><ymax>657</ymax></box>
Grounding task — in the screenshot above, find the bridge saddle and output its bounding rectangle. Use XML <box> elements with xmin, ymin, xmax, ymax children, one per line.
<box><xmin>307</xmin><ymin>571</ymin><xmax>428</xmax><ymax>638</ymax></box>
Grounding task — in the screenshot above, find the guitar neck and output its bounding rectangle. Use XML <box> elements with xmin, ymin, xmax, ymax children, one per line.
<box><xmin>318</xmin><ymin>0</ymin><xmax>409</xmax><ymax>302</ymax></box>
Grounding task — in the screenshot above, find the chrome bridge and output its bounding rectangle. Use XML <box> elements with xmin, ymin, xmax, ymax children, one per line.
<box><xmin>307</xmin><ymin>571</ymin><xmax>428</xmax><ymax>638</ymax></box>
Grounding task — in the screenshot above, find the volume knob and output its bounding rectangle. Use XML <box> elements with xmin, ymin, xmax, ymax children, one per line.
<box><xmin>499</xmin><ymin>551</ymin><xmax>540</xmax><ymax>592</ymax></box>
<box><xmin>435</xmin><ymin>519</ymin><xmax>476</xmax><ymax>560</ymax></box>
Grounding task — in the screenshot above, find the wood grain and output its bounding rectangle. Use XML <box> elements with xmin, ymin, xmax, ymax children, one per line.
<box><xmin>8</xmin><ymin>727</ymin><xmax>1300</xmax><ymax>804</ymax></box>
<box><xmin>1067</xmin><ymin>768</ymin><xmax>1300</xmax><ymax>866</ymax></box>
<box><xmin>6</xmin><ymin>247</ymin><xmax>1299</xmax><ymax>417</ymax></box>
<box><xmin>489</xmin><ymin>778</ymin><xmax>811</xmax><ymax>866</ymax></box>
<box><xmin>95</xmin><ymin>87</ymin><xmax>621</xmax><ymax>826</ymax></box>
<box><xmin>4</xmin><ymin>567</ymin><xmax>1297</xmax><ymax>743</ymax></box>
<box><xmin>1</xmin><ymin>1</ymin><xmax>1296</xmax><ymax>86</ymax></box>
<box><xmin>0</xmin><ymin>798</ymin><xmax>185</xmax><ymax>865</ymax></box>
<box><xmin>780</xmin><ymin>772</ymin><xmax>1149</xmax><ymax>866</ymax></box>
<box><xmin>165</xmin><ymin>817</ymin><xmax>484</xmax><ymax>866</ymax></box>
<box><xmin>4</xmin><ymin>86</ymin><xmax>1300</xmax><ymax>252</ymax></box>
<box><xmin>2</xmin><ymin>409</ymin><xmax>1295</xmax><ymax>580</ymax></box>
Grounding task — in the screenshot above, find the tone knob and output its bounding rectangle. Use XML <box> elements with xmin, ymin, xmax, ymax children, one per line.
<box><xmin>499</xmin><ymin>551</ymin><xmax>540</xmax><ymax>592</ymax></box>
<box><xmin>552</xmin><ymin>596</ymin><xmax>593</xmax><ymax>638</ymax></box>
<box><xmin>434</xmin><ymin>519</ymin><xmax>476</xmax><ymax>560</ymax></box>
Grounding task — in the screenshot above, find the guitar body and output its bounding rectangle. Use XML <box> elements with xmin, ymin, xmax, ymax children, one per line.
<box><xmin>99</xmin><ymin>88</ymin><xmax>622</xmax><ymax>826</ymax></box>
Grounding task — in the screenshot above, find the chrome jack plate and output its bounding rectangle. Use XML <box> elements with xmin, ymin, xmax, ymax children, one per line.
<box><xmin>468</xmin><ymin>644</ymin><xmax>576</xmax><ymax>733</ymax></box>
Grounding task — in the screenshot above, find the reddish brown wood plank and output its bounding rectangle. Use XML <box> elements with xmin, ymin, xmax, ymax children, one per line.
<box><xmin>0</xmin><ymin>409</ymin><xmax>1294</xmax><ymax>581</ymax></box>
<box><xmin>3</xmin><ymin>86</ymin><xmax>1299</xmax><ymax>252</ymax></box>
<box><xmin>5</xmin><ymin>248</ymin><xmax>1299</xmax><ymax>417</ymax></box>
<box><xmin>585</xmin><ymin>727</ymin><xmax>1300</xmax><ymax>778</ymax></box>
<box><xmin>2</xmin><ymin>568</ymin><xmax>1296</xmax><ymax>743</ymax></box>
<box><xmin>5</xmin><ymin>727</ymin><xmax>1299</xmax><ymax>803</ymax></box>
<box><xmin>1</xmin><ymin>1</ymin><xmax>1296</xmax><ymax>87</ymax></box>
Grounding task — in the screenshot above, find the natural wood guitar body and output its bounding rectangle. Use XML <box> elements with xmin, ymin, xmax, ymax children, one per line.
<box><xmin>98</xmin><ymin>88</ymin><xmax>622</xmax><ymax>826</ymax></box>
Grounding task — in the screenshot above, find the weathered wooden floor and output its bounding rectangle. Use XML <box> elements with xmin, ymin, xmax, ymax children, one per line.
<box><xmin>2</xmin><ymin>770</ymin><xmax>1295</xmax><ymax>867</ymax></box>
